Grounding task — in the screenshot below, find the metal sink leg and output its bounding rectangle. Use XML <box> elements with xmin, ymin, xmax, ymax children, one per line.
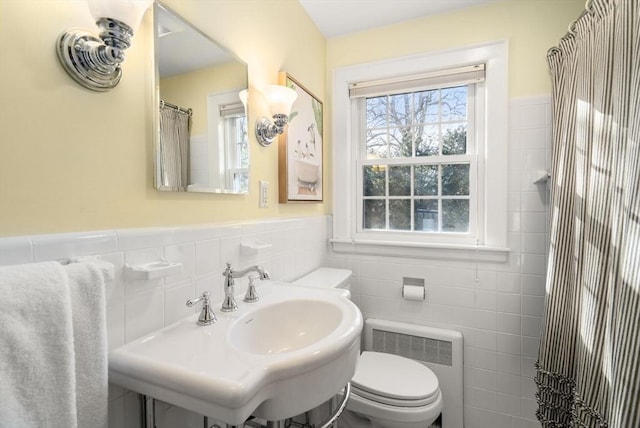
<box><xmin>140</xmin><ymin>394</ymin><xmax>156</xmax><ymax>428</ymax></box>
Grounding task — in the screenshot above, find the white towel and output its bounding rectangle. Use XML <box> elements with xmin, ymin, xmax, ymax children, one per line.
<box><xmin>0</xmin><ymin>262</ymin><xmax>78</xmax><ymax>428</ymax></box>
<box><xmin>64</xmin><ymin>262</ymin><xmax>108</xmax><ymax>428</ymax></box>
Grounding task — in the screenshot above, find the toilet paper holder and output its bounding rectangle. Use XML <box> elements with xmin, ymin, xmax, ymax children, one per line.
<box><xmin>402</xmin><ymin>277</ymin><xmax>425</xmax><ymax>301</ymax></box>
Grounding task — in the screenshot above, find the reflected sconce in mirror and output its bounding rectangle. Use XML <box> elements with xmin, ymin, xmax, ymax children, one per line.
<box><xmin>255</xmin><ymin>85</ymin><xmax>298</xmax><ymax>147</ymax></box>
<box><xmin>239</xmin><ymin>89</ymin><xmax>248</xmax><ymax>112</ymax></box>
<box><xmin>56</xmin><ymin>0</ymin><xmax>153</xmax><ymax>91</ymax></box>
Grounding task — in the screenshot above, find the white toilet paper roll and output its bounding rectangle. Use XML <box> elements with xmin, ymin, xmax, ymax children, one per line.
<box><xmin>402</xmin><ymin>284</ymin><xmax>425</xmax><ymax>301</ymax></box>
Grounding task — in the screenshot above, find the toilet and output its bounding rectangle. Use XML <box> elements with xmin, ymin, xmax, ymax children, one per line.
<box><xmin>292</xmin><ymin>268</ymin><xmax>444</xmax><ymax>428</ymax></box>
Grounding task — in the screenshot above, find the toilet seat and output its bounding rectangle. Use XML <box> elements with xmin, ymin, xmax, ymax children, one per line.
<box><xmin>351</xmin><ymin>352</ymin><xmax>440</xmax><ymax>407</ymax></box>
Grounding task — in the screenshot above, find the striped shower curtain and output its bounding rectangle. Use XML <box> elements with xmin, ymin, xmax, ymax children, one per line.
<box><xmin>158</xmin><ymin>102</ymin><xmax>191</xmax><ymax>191</ymax></box>
<box><xmin>535</xmin><ymin>0</ymin><xmax>639</xmax><ymax>427</ymax></box>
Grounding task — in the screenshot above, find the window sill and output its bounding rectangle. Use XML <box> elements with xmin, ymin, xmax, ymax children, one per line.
<box><xmin>330</xmin><ymin>238</ymin><xmax>509</xmax><ymax>263</ymax></box>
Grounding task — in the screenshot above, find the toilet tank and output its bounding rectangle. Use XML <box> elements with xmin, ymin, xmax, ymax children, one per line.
<box><xmin>291</xmin><ymin>268</ymin><xmax>352</xmax><ymax>297</ymax></box>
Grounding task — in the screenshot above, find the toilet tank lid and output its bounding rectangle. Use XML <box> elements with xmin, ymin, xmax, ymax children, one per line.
<box><xmin>291</xmin><ymin>268</ymin><xmax>352</xmax><ymax>289</ymax></box>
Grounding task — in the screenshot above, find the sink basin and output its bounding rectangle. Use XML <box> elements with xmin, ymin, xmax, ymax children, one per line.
<box><xmin>230</xmin><ymin>299</ymin><xmax>342</xmax><ymax>355</ymax></box>
<box><xmin>108</xmin><ymin>282</ymin><xmax>362</xmax><ymax>426</ymax></box>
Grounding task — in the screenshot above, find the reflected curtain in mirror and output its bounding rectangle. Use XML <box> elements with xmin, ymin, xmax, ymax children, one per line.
<box><xmin>158</xmin><ymin>101</ymin><xmax>192</xmax><ymax>191</ymax></box>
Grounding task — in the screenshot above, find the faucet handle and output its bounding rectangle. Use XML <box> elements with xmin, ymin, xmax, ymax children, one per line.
<box><xmin>186</xmin><ymin>291</ymin><xmax>211</xmax><ymax>307</ymax></box>
<box><xmin>243</xmin><ymin>275</ymin><xmax>260</xmax><ymax>303</ymax></box>
<box><xmin>186</xmin><ymin>292</ymin><xmax>217</xmax><ymax>326</ymax></box>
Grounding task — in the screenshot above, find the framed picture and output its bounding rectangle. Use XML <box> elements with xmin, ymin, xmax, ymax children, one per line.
<box><xmin>278</xmin><ymin>72</ymin><xmax>323</xmax><ymax>203</ymax></box>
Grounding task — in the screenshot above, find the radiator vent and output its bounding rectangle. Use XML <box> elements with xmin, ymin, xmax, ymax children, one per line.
<box><xmin>372</xmin><ymin>328</ymin><xmax>453</xmax><ymax>366</ymax></box>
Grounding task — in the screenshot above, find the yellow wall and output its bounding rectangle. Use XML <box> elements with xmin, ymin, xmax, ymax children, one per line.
<box><xmin>0</xmin><ymin>0</ymin><xmax>326</xmax><ymax>237</ymax></box>
<box><xmin>327</xmin><ymin>0</ymin><xmax>584</xmax><ymax>97</ymax></box>
<box><xmin>0</xmin><ymin>0</ymin><xmax>584</xmax><ymax>237</ymax></box>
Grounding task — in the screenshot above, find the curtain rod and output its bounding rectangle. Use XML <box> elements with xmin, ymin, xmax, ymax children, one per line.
<box><xmin>160</xmin><ymin>100</ymin><xmax>192</xmax><ymax>116</ymax></box>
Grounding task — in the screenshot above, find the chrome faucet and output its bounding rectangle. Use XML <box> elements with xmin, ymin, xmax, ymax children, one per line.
<box><xmin>222</xmin><ymin>262</ymin><xmax>270</xmax><ymax>312</ymax></box>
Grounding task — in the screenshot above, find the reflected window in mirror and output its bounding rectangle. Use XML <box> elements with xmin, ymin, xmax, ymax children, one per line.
<box><xmin>154</xmin><ymin>2</ymin><xmax>249</xmax><ymax>194</ymax></box>
<box><xmin>220</xmin><ymin>100</ymin><xmax>249</xmax><ymax>192</ymax></box>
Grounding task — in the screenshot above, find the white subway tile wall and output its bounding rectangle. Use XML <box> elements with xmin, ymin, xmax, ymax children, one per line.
<box><xmin>326</xmin><ymin>96</ymin><xmax>551</xmax><ymax>428</ymax></box>
<box><xmin>0</xmin><ymin>96</ymin><xmax>549</xmax><ymax>427</ymax></box>
<box><xmin>0</xmin><ymin>216</ymin><xmax>331</xmax><ymax>428</ymax></box>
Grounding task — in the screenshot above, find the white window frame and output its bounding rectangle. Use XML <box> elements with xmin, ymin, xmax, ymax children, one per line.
<box><xmin>222</xmin><ymin>113</ymin><xmax>249</xmax><ymax>191</ymax></box>
<box><xmin>331</xmin><ymin>41</ymin><xmax>509</xmax><ymax>262</ymax></box>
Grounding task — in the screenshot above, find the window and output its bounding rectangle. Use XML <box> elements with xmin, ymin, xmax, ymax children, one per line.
<box><xmin>332</xmin><ymin>42</ymin><xmax>509</xmax><ymax>261</ymax></box>
<box><xmin>355</xmin><ymin>69</ymin><xmax>482</xmax><ymax>241</ymax></box>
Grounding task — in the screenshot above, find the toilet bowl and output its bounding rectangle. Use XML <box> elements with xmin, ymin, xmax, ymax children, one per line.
<box><xmin>291</xmin><ymin>268</ymin><xmax>444</xmax><ymax>428</ymax></box>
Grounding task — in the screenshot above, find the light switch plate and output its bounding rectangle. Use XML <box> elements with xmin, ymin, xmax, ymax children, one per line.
<box><xmin>259</xmin><ymin>181</ymin><xmax>268</xmax><ymax>208</ymax></box>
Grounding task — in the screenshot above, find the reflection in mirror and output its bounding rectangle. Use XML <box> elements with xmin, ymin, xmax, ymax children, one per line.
<box><xmin>154</xmin><ymin>3</ymin><xmax>249</xmax><ymax>194</ymax></box>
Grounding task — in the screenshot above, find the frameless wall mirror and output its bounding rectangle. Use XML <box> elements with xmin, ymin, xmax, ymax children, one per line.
<box><xmin>154</xmin><ymin>2</ymin><xmax>249</xmax><ymax>194</ymax></box>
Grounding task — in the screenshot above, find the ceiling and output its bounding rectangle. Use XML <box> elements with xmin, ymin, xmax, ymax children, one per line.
<box><xmin>298</xmin><ymin>0</ymin><xmax>496</xmax><ymax>38</ymax></box>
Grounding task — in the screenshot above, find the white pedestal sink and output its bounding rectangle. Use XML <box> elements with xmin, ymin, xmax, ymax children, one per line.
<box><xmin>108</xmin><ymin>282</ymin><xmax>363</xmax><ymax>426</ymax></box>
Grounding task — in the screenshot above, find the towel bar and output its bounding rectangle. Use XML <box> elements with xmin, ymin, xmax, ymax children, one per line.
<box><xmin>58</xmin><ymin>256</ymin><xmax>115</xmax><ymax>281</ymax></box>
